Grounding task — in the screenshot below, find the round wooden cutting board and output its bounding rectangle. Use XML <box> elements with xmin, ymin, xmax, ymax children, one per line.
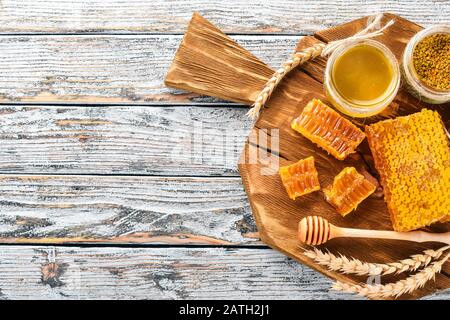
<box><xmin>165</xmin><ymin>12</ymin><xmax>450</xmax><ymax>299</ymax></box>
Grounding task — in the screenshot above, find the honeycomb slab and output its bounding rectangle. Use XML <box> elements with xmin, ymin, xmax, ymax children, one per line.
<box><xmin>365</xmin><ymin>109</ymin><xmax>450</xmax><ymax>231</ymax></box>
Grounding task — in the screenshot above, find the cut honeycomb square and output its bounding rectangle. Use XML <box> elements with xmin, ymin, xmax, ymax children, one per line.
<box><xmin>324</xmin><ymin>167</ymin><xmax>376</xmax><ymax>216</ymax></box>
<box><xmin>291</xmin><ymin>99</ymin><xmax>365</xmax><ymax>160</ymax></box>
<box><xmin>279</xmin><ymin>156</ymin><xmax>321</xmax><ymax>200</ymax></box>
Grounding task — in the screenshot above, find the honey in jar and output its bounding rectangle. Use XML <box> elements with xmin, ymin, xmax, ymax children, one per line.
<box><xmin>324</xmin><ymin>40</ymin><xmax>400</xmax><ymax>118</ymax></box>
<box><xmin>332</xmin><ymin>45</ymin><xmax>393</xmax><ymax>104</ymax></box>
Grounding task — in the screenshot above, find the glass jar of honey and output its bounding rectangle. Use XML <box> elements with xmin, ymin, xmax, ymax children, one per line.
<box><xmin>324</xmin><ymin>39</ymin><xmax>400</xmax><ymax>118</ymax></box>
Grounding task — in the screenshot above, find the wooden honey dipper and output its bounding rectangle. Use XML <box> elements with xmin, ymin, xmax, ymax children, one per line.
<box><xmin>299</xmin><ymin>216</ymin><xmax>450</xmax><ymax>245</ymax></box>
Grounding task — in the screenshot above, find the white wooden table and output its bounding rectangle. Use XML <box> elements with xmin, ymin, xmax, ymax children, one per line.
<box><xmin>0</xmin><ymin>0</ymin><xmax>448</xmax><ymax>300</ymax></box>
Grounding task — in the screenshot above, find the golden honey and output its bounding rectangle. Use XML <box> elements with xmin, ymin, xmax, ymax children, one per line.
<box><xmin>324</xmin><ymin>40</ymin><xmax>400</xmax><ymax>118</ymax></box>
<box><xmin>332</xmin><ymin>45</ymin><xmax>393</xmax><ymax>104</ymax></box>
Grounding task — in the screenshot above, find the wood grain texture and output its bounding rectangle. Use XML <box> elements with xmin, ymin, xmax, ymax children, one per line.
<box><xmin>0</xmin><ymin>2</ymin><xmax>448</xmax><ymax>301</ymax></box>
<box><xmin>0</xmin><ymin>174</ymin><xmax>259</xmax><ymax>245</ymax></box>
<box><xmin>0</xmin><ymin>246</ymin><xmax>450</xmax><ymax>300</ymax></box>
<box><xmin>168</xmin><ymin>13</ymin><xmax>450</xmax><ymax>299</ymax></box>
<box><xmin>165</xmin><ymin>13</ymin><xmax>274</xmax><ymax>105</ymax></box>
<box><xmin>0</xmin><ymin>245</ymin><xmax>448</xmax><ymax>300</ymax></box>
<box><xmin>0</xmin><ymin>105</ymin><xmax>252</xmax><ymax>176</ymax></box>
<box><xmin>0</xmin><ymin>34</ymin><xmax>295</xmax><ymax>104</ymax></box>
<box><xmin>0</xmin><ymin>245</ymin><xmax>362</xmax><ymax>300</ymax></box>
<box><xmin>0</xmin><ymin>0</ymin><xmax>448</xmax><ymax>34</ymax></box>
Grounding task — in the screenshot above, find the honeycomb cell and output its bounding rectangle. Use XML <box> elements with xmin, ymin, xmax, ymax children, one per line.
<box><xmin>365</xmin><ymin>109</ymin><xmax>450</xmax><ymax>231</ymax></box>
<box><xmin>279</xmin><ymin>156</ymin><xmax>321</xmax><ymax>200</ymax></box>
<box><xmin>291</xmin><ymin>99</ymin><xmax>365</xmax><ymax>160</ymax></box>
<box><xmin>324</xmin><ymin>167</ymin><xmax>376</xmax><ymax>216</ymax></box>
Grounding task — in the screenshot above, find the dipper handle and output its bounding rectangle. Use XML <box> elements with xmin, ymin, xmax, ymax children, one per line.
<box><xmin>298</xmin><ymin>216</ymin><xmax>450</xmax><ymax>245</ymax></box>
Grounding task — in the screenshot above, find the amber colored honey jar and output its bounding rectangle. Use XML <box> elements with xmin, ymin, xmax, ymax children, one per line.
<box><xmin>324</xmin><ymin>40</ymin><xmax>400</xmax><ymax>118</ymax></box>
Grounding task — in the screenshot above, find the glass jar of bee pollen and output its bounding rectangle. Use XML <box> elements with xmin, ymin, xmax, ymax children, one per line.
<box><xmin>324</xmin><ymin>39</ymin><xmax>400</xmax><ymax>118</ymax></box>
<box><xmin>401</xmin><ymin>26</ymin><xmax>450</xmax><ymax>104</ymax></box>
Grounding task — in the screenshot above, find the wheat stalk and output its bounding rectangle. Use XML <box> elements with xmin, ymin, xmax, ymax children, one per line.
<box><xmin>332</xmin><ymin>251</ymin><xmax>450</xmax><ymax>299</ymax></box>
<box><xmin>304</xmin><ymin>245</ymin><xmax>449</xmax><ymax>276</ymax></box>
<box><xmin>246</xmin><ymin>43</ymin><xmax>325</xmax><ymax>120</ymax></box>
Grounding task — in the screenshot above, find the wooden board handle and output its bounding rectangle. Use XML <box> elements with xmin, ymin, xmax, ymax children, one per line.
<box><xmin>165</xmin><ymin>12</ymin><xmax>275</xmax><ymax>105</ymax></box>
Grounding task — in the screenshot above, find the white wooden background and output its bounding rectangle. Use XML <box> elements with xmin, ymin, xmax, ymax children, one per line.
<box><xmin>0</xmin><ymin>0</ymin><xmax>448</xmax><ymax>300</ymax></box>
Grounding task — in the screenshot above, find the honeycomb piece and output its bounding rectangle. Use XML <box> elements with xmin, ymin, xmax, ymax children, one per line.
<box><xmin>323</xmin><ymin>167</ymin><xmax>376</xmax><ymax>216</ymax></box>
<box><xmin>291</xmin><ymin>99</ymin><xmax>365</xmax><ymax>160</ymax></box>
<box><xmin>279</xmin><ymin>156</ymin><xmax>321</xmax><ymax>200</ymax></box>
<box><xmin>366</xmin><ymin>109</ymin><xmax>450</xmax><ymax>232</ymax></box>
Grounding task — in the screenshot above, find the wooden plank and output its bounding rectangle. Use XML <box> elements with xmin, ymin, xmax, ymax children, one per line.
<box><xmin>0</xmin><ymin>245</ymin><xmax>447</xmax><ymax>300</ymax></box>
<box><xmin>0</xmin><ymin>246</ymin><xmax>353</xmax><ymax>300</ymax></box>
<box><xmin>0</xmin><ymin>0</ymin><xmax>447</xmax><ymax>34</ymax></box>
<box><xmin>0</xmin><ymin>175</ymin><xmax>258</xmax><ymax>245</ymax></box>
<box><xmin>0</xmin><ymin>35</ymin><xmax>296</xmax><ymax>104</ymax></box>
<box><xmin>0</xmin><ymin>105</ymin><xmax>252</xmax><ymax>176</ymax></box>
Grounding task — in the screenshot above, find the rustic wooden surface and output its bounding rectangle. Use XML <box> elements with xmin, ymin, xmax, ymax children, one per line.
<box><xmin>0</xmin><ymin>245</ymin><xmax>447</xmax><ymax>300</ymax></box>
<box><xmin>0</xmin><ymin>174</ymin><xmax>257</xmax><ymax>245</ymax></box>
<box><xmin>0</xmin><ymin>105</ymin><xmax>252</xmax><ymax>175</ymax></box>
<box><xmin>0</xmin><ymin>35</ymin><xmax>295</xmax><ymax>104</ymax></box>
<box><xmin>0</xmin><ymin>0</ymin><xmax>448</xmax><ymax>300</ymax></box>
<box><xmin>0</xmin><ymin>0</ymin><xmax>448</xmax><ymax>34</ymax></box>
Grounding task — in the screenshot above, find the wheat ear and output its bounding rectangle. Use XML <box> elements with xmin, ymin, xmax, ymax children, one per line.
<box><xmin>304</xmin><ymin>246</ymin><xmax>449</xmax><ymax>276</ymax></box>
<box><xmin>246</xmin><ymin>43</ymin><xmax>325</xmax><ymax>120</ymax></box>
<box><xmin>332</xmin><ymin>251</ymin><xmax>450</xmax><ymax>299</ymax></box>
